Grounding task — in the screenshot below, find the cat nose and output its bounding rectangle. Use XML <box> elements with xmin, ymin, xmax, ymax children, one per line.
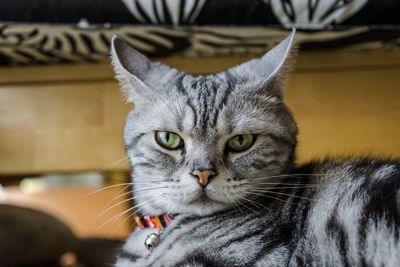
<box><xmin>190</xmin><ymin>169</ymin><xmax>217</xmax><ymax>187</ymax></box>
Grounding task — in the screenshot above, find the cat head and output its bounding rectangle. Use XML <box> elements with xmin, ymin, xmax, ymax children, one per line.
<box><xmin>111</xmin><ymin>30</ymin><xmax>298</xmax><ymax>216</ymax></box>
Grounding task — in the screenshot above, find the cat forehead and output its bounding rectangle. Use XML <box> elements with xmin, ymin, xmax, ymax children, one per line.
<box><xmin>132</xmin><ymin>87</ymin><xmax>278</xmax><ymax>137</ymax></box>
<box><xmin>173</xmin><ymin>74</ymin><xmax>229</xmax><ymax>95</ymax></box>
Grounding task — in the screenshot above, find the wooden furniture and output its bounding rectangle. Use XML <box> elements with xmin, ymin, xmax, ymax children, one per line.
<box><xmin>1</xmin><ymin>49</ymin><xmax>400</xmax><ymax>175</ymax></box>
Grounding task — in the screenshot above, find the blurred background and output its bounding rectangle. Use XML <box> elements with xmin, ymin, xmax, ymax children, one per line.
<box><xmin>0</xmin><ymin>0</ymin><xmax>399</xmax><ymax>266</ymax></box>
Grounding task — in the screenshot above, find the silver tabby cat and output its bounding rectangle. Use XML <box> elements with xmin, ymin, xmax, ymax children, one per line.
<box><xmin>111</xmin><ymin>30</ymin><xmax>400</xmax><ymax>267</ymax></box>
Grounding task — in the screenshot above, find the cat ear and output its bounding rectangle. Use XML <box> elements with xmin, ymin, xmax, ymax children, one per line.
<box><xmin>110</xmin><ymin>35</ymin><xmax>171</xmax><ymax>103</ymax></box>
<box><xmin>228</xmin><ymin>29</ymin><xmax>296</xmax><ymax>98</ymax></box>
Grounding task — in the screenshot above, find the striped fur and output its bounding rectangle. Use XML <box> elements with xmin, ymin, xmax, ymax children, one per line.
<box><xmin>111</xmin><ymin>31</ymin><xmax>400</xmax><ymax>266</ymax></box>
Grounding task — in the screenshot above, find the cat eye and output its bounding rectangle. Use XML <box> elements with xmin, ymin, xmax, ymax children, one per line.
<box><xmin>226</xmin><ymin>134</ymin><xmax>255</xmax><ymax>152</ymax></box>
<box><xmin>155</xmin><ymin>131</ymin><xmax>183</xmax><ymax>150</ymax></box>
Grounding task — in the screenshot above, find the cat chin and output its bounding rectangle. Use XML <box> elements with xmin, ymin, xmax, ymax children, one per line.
<box><xmin>162</xmin><ymin>199</ymin><xmax>229</xmax><ymax>216</ymax></box>
<box><xmin>182</xmin><ymin>199</ymin><xmax>230</xmax><ymax>216</ymax></box>
<box><xmin>140</xmin><ymin>196</ymin><xmax>229</xmax><ymax>216</ymax></box>
<box><xmin>183</xmin><ymin>205</ymin><xmax>228</xmax><ymax>216</ymax></box>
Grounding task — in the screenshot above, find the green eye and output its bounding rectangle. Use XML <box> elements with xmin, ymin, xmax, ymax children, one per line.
<box><xmin>226</xmin><ymin>134</ymin><xmax>255</xmax><ymax>152</ymax></box>
<box><xmin>155</xmin><ymin>131</ymin><xmax>183</xmax><ymax>150</ymax></box>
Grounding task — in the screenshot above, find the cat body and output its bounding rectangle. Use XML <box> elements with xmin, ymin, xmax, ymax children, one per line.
<box><xmin>116</xmin><ymin>160</ymin><xmax>400</xmax><ymax>267</ymax></box>
<box><xmin>110</xmin><ymin>30</ymin><xmax>400</xmax><ymax>266</ymax></box>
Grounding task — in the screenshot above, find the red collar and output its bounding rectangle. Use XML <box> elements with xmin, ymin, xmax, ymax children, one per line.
<box><xmin>134</xmin><ymin>214</ymin><xmax>173</xmax><ymax>230</ymax></box>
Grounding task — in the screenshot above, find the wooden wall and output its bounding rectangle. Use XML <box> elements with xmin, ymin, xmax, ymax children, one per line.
<box><xmin>0</xmin><ymin>49</ymin><xmax>400</xmax><ymax>175</ymax></box>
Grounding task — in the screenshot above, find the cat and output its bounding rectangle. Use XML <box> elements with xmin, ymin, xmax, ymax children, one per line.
<box><xmin>110</xmin><ymin>30</ymin><xmax>400</xmax><ymax>267</ymax></box>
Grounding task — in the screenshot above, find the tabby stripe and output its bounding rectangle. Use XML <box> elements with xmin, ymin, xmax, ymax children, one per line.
<box><xmin>220</xmin><ymin>227</ymin><xmax>266</xmax><ymax>250</ymax></box>
<box><xmin>266</xmin><ymin>133</ymin><xmax>294</xmax><ymax>147</ymax></box>
<box><xmin>177</xmin><ymin>253</ymin><xmax>223</xmax><ymax>267</ymax></box>
<box><xmin>326</xmin><ymin>215</ymin><xmax>351</xmax><ymax>267</ymax></box>
<box><xmin>285</xmin><ymin>188</ymin><xmax>311</xmax><ymax>226</ymax></box>
<box><xmin>261</xmin><ymin>150</ymin><xmax>280</xmax><ymax>158</ymax></box>
<box><xmin>125</xmin><ymin>133</ymin><xmax>145</xmax><ymax>151</ymax></box>
<box><xmin>358</xmin><ymin>166</ymin><xmax>400</xmax><ymax>248</ymax></box>
<box><xmin>177</xmin><ymin>147</ymin><xmax>186</xmax><ymax>166</ymax></box>
<box><xmin>250</xmin><ymin>232</ymin><xmax>288</xmax><ymax>265</ymax></box>
<box><xmin>172</xmin><ymin>74</ymin><xmax>185</xmax><ymax>131</ymax></box>
<box><xmin>206</xmin><ymin>81</ymin><xmax>218</xmax><ymax>128</ymax></box>
<box><xmin>132</xmin><ymin>152</ymin><xmax>145</xmax><ymax>158</ymax></box>
<box><xmin>210</xmin><ymin>212</ymin><xmax>254</xmax><ymax>240</ymax></box>
<box><xmin>286</xmin><ymin>187</ymin><xmax>310</xmax><ymax>206</ymax></box>
<box><xmin>119</xmin><ymin>250</ymin><xmax>139</xmax><ymax>262</ymax></box>
<box><xmin>135</xmin><ymin>156</ymin><xmax>165</xmax><ymax>167</ymax></box>
<box><xmin>135</xmin><ymin>162</ymin><xmax>158</xmax><ymax>168</ymax></box>
<box><xmin>212</xmin><ymin>74</ymin><xmax>234</xmax><ymax>128</ymax></box>
<box><xmin>185</xmin><ymin>98</ymin><xmax>198</xmax><ymax>128</ymax></box>
<box><xmin>199</xmin><ymin>93</ymin><xmax>209</xmax><ymax>130</ymax></box>
<box><xmin>148</xmin><ymin>146</ymin><xmax>177</xmax><ymax>165</ymax></box>
<box><xmin>134</xmin><ymin>150</ymin><xmax>163</xmax><ymax>163</ymax></box>
<box><xmin>146</xmin><ymin>214</ymin><xmax>218</xmax><ymax>264</ymax></box>
<box><xmin>175</xmin><ymin>73</ymin><xmax>188</xmax><ymax>95</ymax></box>
<box><xmin>251</xmin><ymin>159</ymin><xmax>281</xmax><ymax>169</ymax></box>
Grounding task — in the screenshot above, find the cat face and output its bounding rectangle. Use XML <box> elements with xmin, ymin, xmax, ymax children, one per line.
<box><xmin>111</xmin><ymin>30</ymin><xmax>298</xmax><ymax>216</ymax></box>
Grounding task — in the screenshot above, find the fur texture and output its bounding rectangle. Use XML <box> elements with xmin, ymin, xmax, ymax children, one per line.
<box><xmin>110</xmin><ymin>30</ymin><xmax>400</xmax><ymax>266</ymax></box>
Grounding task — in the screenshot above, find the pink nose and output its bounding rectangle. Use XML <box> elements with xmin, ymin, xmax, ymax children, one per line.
<box><xmin>191</xmin><ymin>170</ymin><xmax>217</xmax><ymax>186</ymax></box>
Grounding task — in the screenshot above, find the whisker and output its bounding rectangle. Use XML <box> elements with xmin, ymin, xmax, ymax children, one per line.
<box><xmin>130</xmin><ymin>181</ymin><xmax>165</xmax><ymax>184</ymax></box>
<box><xmin>246</xmin><ymin>196</ymin><xmax>273</xmax><ymax>213</ymax></box>
<box><xmin>250</xmin><ymin>189</ymin><xmax>315</xmax><ymax>201</ymax></box>
<box><xmin>95</xmin><ymin>196</ymin><xmax>136</xmax><ymax>220</ymax></box>
<box><xmin>104</xmin><ymin>155</ymin><xmax>129</xmax><ymax>170</ymax></box>
<box><xmin>250</xmin><ymin>173</ymin><xmax>328</xmax><ymax>181</ymax></box>
<box><xmin>253</xmin><ymin>185</ymin><xmax>317</xmax><ymax>190</ymax></box>
<box><xmin>248</xmin><ymin>191</ymin><xmax>298</xmax><ymax>206</ymax></box>
<box><xmin>108</xmin><ymin>193</ymin><xmax>168</xmax><ymax>237</ymax></box>
<box><xmin>133</xmin><ymin>186</ymin><xmax>169</xmax><ymax>194</ymax></box>
<box><xmin>95</xmin><ymin>186</ymin><xmax>168</xmax><ymax>220</ymax></box>
<box><xmin>95</xmin><ymin>200</ymin><xmax>150</xmax><ymax>233</ymax></box>
<box><xmin>101</xmin><ymin>186</ymin><xmax>132</xmax><ymax>210</ymax></box>
<box><xmin>251</xmin><ymin>182</ymin><xmax>318</xmax><ymax>186</ymax></box>
<box><xmin>107</xmin><ymin>207</ymin><xmax>143</xmax><ymax>237</ymax></box>
<box><xmin>82</xmin><ymin>183</ymin><xmax>135</xmax><ymax>199</ymax></box>
<box><xmin>82</xmin><ymin>180</ymin><xmax>165</xmax><ymax>199</ymax></box>
<box><xmin>225</xmin><ymin>191</ymin><xmax>242</xmax><ymax>214</ymax></box>
<box><xmin>237</xmin><ymin>195</ymin><xmax>264</xmax><ymax>215</ymax></box>
<box><xmin>103</xmin><ymin>206</ymin><xmax>146</xmax><ymax>238</ymax></box>
<box><xmin>236</xmin><ymin>199</ymin><xmax>258</xmax><ymax>214</ymax></box>
<box><xmin>228</xmin><ymin>174</ymin><xmax>324</xmax><ymax>188</ymax></box>
<box><xmin>159</xmin><ymin>94</ymin><xmax>182</xmax><ymax>120</ymax></box>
